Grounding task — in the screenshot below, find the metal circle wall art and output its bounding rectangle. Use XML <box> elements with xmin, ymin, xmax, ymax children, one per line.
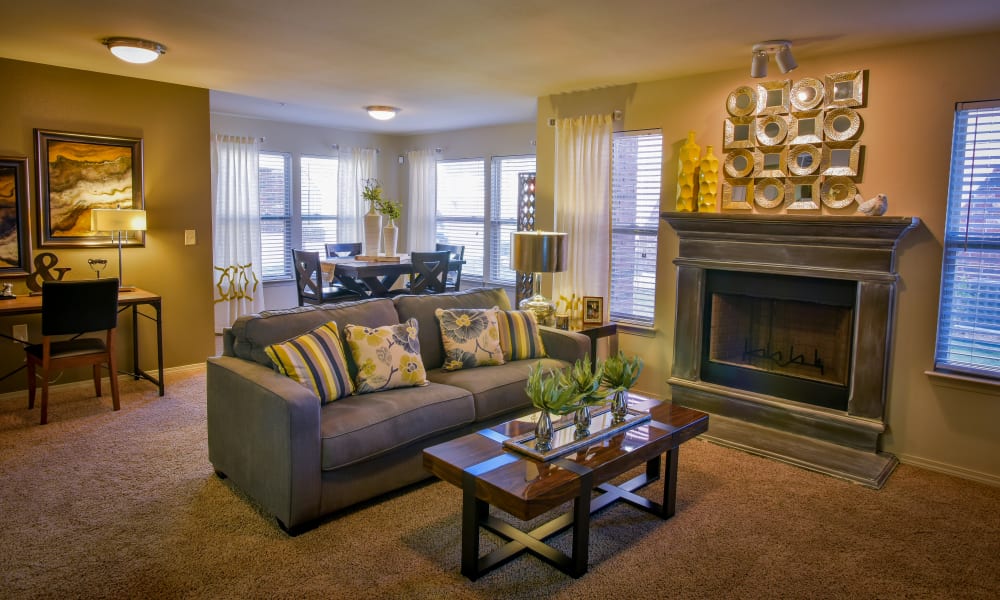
<box><xmin>820</xmin><ymin>176</ymin><xmax>858</xmax><ymax>208</ymax></box>
<box><xmin>727</xmin><ymin>86</ymin><xmax>757</xmax><ymax>117</ymax></box>
<box><xmin>754</xmin><ymin>178</ymin><xmax>785</xmax><ymax>208</ymax></box>
<box><xmin>724</xmin><ymin>149</ymin><xmax>755</xmax><ymax>178</ymax></box>
<box><xmin>790</xmin><ymin>77</ymin><xmax>825</xmax><ymax>111</ymax></box>
<box><xmin>824</xmin><ymin>107</ymin><xmax>862</xmax><ymax>141</ymax></box>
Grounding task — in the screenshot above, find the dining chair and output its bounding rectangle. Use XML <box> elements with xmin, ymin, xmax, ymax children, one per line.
<box><xmin>292</xmin><ymin>249</ymin><xmax>360</xmax><ymax>306</ymax></box>
<box><xmin>325</xmin><ymin>242</ymin><xmax>362</xmax><ymax>258</ymax></box>
<box><xmin>408</xmin><ymin>251</ymin><xmax>451</xmax><ymax>294</ymax></box>
<box><xmin>26</xmin><ymin>279</ymin><xmax>121</xmax><ymax>425</ymax></box>
<box><xmin>435</xmin><ymin>243</ymin><xmax>465</xmax><ymax>291</ymax></box>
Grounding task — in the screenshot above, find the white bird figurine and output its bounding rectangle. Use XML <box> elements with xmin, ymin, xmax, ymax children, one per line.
<box><xmin>855</xmin><ymin>193</ymin><xmax>888</xmax><ymax>216</ymax></box>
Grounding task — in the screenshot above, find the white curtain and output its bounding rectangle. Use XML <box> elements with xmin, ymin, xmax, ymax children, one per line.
<box><xmin>211</xmin><ymin>134</ymin><xmax>265</xmax><ymax>333</ymax></box>
<box><xmin>406</xmin><ymin>148</ymin><xmax>438</xmax><ymax>252</ymax></box>
<box><xmin>337</xmin><ymin>147</ymin><xmax>378</xmax><ymax>243</ymax></box>
<box><xmin>552</xmin><ymin>114</ymin><xmax>613</xmax><ymax>306</ymax></box>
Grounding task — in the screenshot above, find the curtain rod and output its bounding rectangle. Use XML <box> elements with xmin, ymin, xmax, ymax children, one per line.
<box><xmin>547</xmin><ymin>110</ymin><xmax>623</xmax><ymax>127</ymax></box>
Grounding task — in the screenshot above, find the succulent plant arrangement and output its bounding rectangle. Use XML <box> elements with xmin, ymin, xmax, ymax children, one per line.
<box><xmin>524</xmin><ymin>362</ymin><xmax>579</xmax><ymax>416</ymax></box>
<box><xmin>601</xmin><ymin>350</ymin><xmax>643</xmax><ymax>392</ymax></box>
<box><xmin>558</xmin><ymin>355</ymin><xmax>608</xmax><ymax>407</ymax></box>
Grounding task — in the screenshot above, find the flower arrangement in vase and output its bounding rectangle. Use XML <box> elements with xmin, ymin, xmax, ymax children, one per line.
<box><xmin>377</xmin><ymin>194</ymin><xmax>402</xmax><ymax>257</ymax></box>
<box><xmin>601</xmin><ymin>350</ymin><xmax>644</xmax><ymax>423</ymax></box>
<box><xmin>524</xmin><ymin>362</ymin><xmax>579</xmax><ymax>452</ymax></box>
<box><xmin>558</xmin><ymin>355</ymin><xmax>607</xmax><ymax>438</ymax></box>
<box><xmin>361</xmin><ymin>178</ymin><xmax>385</xmax><ymax>256</ymax></box>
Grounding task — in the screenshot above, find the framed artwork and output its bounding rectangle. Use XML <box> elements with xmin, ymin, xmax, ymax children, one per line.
<box><xmin>0</xmin><ymin>156</ymin><xmax>32</xmax><ymax>277</ymax></box>
<box><xmin>582</xmin><ymin>296</ymin><xmax>604</xmax><ymax>326</ymax></box>
<box><xmin>34</xmin><ymin>129</ymin><xmax>144</xmax><ymax>247</ymax></box>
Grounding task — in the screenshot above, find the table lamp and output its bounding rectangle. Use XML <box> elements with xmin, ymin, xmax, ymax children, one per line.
<box><xmin>511</xmin><ymin>231</ymin><xmax>567</xmax><ymax>326</ymax></box>
<box><xmin>91</xmin><ymin>208</ymin><xmax>147</xmax><ymax>291</ymax></box>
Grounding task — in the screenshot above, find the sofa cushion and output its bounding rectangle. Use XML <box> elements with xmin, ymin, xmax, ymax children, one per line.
<box><xmin>436</xmin><ymin>306</ymin><xmax>505</xmax><ymax>371</ymax></box>
<box><xmin>427</xmin><ymin>357</ymin><xmax>572</xmax><ymax>421</ymax></box>
<box><xmin>393</xmin><ymin>287</ymin><xmax>512</xmax><ymax>371</ymax></box>
<box><xmin>229</xmin><ymin>297</ymin><xmax>399</xmax><ymax>367</ymax></box>
<box><xmin>343</xmin><ymin>318</ymin><xmax>428</xmax><ymax>393</ymax></box>
<box><xmin>497</xmin><ymin>309</ymin><xmax>547</xmax><ymax>361</ymax></box>
<box><xmin>264</xmin><ymin>321</ymin><xmax>354</xmax><ymax>403</ymax></box>
<box><xmin>320</xmin><ymin>383</ymin><xmax>475</xmax><ymax>471</ymax></box>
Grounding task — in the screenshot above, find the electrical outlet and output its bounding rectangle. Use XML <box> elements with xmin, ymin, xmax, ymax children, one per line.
<box><xmin>184</xmin><ymin>229</ymin><xmax>196</xmax><ymax>245</ymax></box>
<box><xmin>12</xmin><ymin>324</ymin><xmax>28</xmax><ymax>343</ymax></box>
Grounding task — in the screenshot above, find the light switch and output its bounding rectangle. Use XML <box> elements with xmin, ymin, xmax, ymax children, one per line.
<box><xmin>184</xmin><ymin>229</ymin><xmax>196</xmax><ymax>245</ymax></box>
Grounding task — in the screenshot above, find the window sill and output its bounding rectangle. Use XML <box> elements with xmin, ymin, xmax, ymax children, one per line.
<box><xmin>925</xmin><ymin>370</ymin><xmax>1000</xmax><ymax>395</ymax></box>
<box><xmin>615</xmin><ymin>322</ymin><xmax>658</xmax><ymax>338</ymax></box>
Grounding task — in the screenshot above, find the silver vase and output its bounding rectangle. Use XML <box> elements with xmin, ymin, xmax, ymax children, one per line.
<box><xmin>534</xmin><ymin>410</ymin><xmax>553</xmax><ymax>452</ymax></box>
<box><xmin>611</xmin><ymin>389</ymin><xmax>629</xmax><ymax>424</ymax></box>
<box><xmin>574</xmin><ymin>405</ymin><xmax>591</xmax><ymax>439</ymax></box>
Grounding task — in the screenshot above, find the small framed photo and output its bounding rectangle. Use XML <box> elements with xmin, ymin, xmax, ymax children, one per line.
<box><xmin>582</xmin><ymin>296</ymin><xmax>604</xmax><ymax>326</ymax></box>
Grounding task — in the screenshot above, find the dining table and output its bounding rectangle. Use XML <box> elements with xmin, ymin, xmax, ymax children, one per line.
<box><xmin>320</xmin><ymin>254</ymin><xmax>464</xmax><ymax>297</ymax></box>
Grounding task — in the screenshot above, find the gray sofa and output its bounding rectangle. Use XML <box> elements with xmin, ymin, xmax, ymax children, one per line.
<box><xmin>207</xmin><ymin>287</ymin><xmax>589</xmax><ymax>533</ymax></box>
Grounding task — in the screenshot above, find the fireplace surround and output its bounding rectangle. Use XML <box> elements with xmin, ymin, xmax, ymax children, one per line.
<box><xmin>662</xmin><ymin>212</ymin><xmax>918</xmax><ymax>488</ymax></box>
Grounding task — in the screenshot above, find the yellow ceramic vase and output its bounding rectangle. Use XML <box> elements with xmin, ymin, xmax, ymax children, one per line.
<box><xmin>698</xmin><ymin>145</ymin><xmax>720</xmax><ymax>212</ymax></box>
<box><xmin>676</xmin><ymin>131</ymin><xmax>700</xmax><ymax>212</ymax></box>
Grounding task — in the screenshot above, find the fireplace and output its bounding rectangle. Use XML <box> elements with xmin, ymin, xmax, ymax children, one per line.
<box><xmin>662</xmin><ymin>213</ymin><xmax>918</xmax><ymax>488</ymax></box>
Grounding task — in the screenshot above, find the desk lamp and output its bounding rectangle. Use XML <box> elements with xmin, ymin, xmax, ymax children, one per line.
<box><xmin>91</xmin><ymin>208</ymin><xmax>147</xmax><ymax>291</ymax></box>
<box><xmin>511</xmin><ymin>231</ymin><xmax>567</xmax><ymax>326</ymax></box>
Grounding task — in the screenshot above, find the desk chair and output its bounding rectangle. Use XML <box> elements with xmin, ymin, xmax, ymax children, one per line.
<box><xmin>26</xmin><ymin>279</ymin><xmax>121</xmax><ymax>425</ymax></box>
<box><xmin>408</xmin><ymin>251</ymin><xmax>450</xmax><ymax>294</ymax></box>
<box><xmin>325</xmin><ymin>242</ymin><xmax>362</xmax><ymax>258</ymax></box>
<box><xmin>435</xmin><ymin>243</ymin><xmax>465</xmax><ymax>291</ymax></box>
<box><xmin>293</xmin><ymin>249</ymin><xmax>359</xmax><ymax>306</ymax></box>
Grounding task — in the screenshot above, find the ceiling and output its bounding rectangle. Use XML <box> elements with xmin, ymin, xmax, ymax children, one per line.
<box><xmin>2</xmin><ymin>1</ymin><xmax>999</xmax><ymax>135</ymax></box>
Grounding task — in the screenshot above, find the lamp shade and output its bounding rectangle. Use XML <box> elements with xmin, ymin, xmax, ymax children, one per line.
<box><xmin>511</xmin><ymin>231</ymin><xmax>567</xmax><ymax>273</ymax></box>
<box><xmin>91</xmin><ymin>208</ymin><xmax>147</xmax><ymax>232</ymax></box>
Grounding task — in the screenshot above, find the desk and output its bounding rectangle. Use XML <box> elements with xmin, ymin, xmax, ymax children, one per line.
<box><xmin>0</xmin><ymin>288</ymin><xmax>164</xmax><ymax>396</ymax></box>
<box><xmin>321</xmin><ymin>256</ymin><xmax>465</xmax><ymax>297</ymax></box>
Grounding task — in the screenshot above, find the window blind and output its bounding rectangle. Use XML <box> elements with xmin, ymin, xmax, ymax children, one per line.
<box><xmin>490</xmin><ymin>155</ymin><xmax>536</xmax><ymax>284</ymax></box>
<box><xmin>935</xmin><ymin>100</ymin><xmax>1000</xmax><ymax>379</ymax></box>
<box><xmin>436</xmin><ymin>159</ymin><xmax>485</xmax><ymax>278</ymax></box>
<box><xmin>300</xmin><ymin>155</ymin><xmax>338</xmax><ymax>253</ymax></box>
<box><xmin>258</xmin><ymin>151</ymin><xmax>292</xmax><ymax>280</ymax></box>
<box><xmin>610</xmin><ymin>130</ymin><xmax>663</xmax><ymax>327</ymax></box>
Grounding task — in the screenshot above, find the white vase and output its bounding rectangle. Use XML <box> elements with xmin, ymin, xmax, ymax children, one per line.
<box><xmin>363</xmin><ymin>209</ymin><xmax>382</xmax><ymax>256</ymax></box>
<box><xmin>383</xmin><ymin>219</ymin><xmax>398</xmax><ymax>257</ymax></box>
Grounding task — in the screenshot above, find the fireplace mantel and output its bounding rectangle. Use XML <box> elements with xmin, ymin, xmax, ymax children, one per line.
<box><xmin>662</xmin><ymin>212</ymin><xmax>919</xmax><ymax>488</ymax></box>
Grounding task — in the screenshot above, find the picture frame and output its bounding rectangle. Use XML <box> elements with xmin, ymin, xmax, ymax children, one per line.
<box><xmin>0</xmin><ymin>156</ymin><xmax>33</xmax><ymax>277</ymax></box>
<box><xmin>34</xmin><ymin>129</ymin><xmax>144</xmax><ymax>248</ymax></box>
<box><xmin>582</xmin><ymin>296</ymin><xmax>604</xmax><ymax>326</ymax></box>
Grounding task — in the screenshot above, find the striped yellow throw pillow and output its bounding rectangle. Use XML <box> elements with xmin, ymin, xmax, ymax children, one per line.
<box><xmin>497</xmin><ymin>309</ymin><xmax>547</xmax><ymax>361</ymax></box>
<box><xmin>265</xmin><ymin>321</ymin><xmax>354</xmax><ymax>403</ymax></box>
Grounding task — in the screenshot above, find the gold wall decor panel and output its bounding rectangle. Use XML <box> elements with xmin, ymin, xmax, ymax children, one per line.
<box><xmin>787</xmin><ymin>144</ymin><xmax>821</xmax><ymax>176</ymax></box>
<box><xmin>790</xmin><ymin>110</ymin><xmax>824</xmax><ymax>145</ymax></box>
<box><xmin>785</xmin><ymin>176</ymin><xmax>821</xmax><ymax>211</ymax></box>
<box><xmin>727</xmin><ymin>85</ymin><xmax>757</xmax><ymax>117</ymax></box>
<box><xmin>790</xmin><ymin>77</ymin><xmax>825</xmax><ymax>111</ymax></box>
<box><xmin>821</xmin><ymin>141</ymin><xmax>861</xmax><ymax>177</ymax></box>
<box><xmin>756</xmin><ymin>114</ymin><xmax>790</xmax><ymax>146</ymax></box>
<box><xmin>755</xmin><ymin>146</ymin><xmax>788</xmax><ymax>178</ymax></box>
<box><xmin>825</xmin><ymin>70</ymin><xmax>866</xmax><ymax>107</ymax></box>
<box><xmin>755</xmin><ymin>80</ymin><xmax>791</xmax><ymax>116</ymax></box>
<box><xmin>820</xmin><ymin>176</ymin><xmax>858</xmax><ymax>209</ymax></box>
<box><xmin>824</xmin><ymin>107</ymin><xmax>862</xmax><ymax>141</ymax></box>
<box><xmin>724</xmin><ymin>116</ymin><xmax>755</xmax><ymax>149</ymax></box>
<box><xmin>754</xmin><ymin>177</ymin><xmax>785</xmax><ymax>208</ymax></box>
<box><xmin>724</xmin><ymin>148</ymin><xmax>755</xmax><ymax>178</ymax></box>
<box><xmin>721</xmin><ymin>178</ymin><xmax>754</xmax><ymax>210</ymax></box>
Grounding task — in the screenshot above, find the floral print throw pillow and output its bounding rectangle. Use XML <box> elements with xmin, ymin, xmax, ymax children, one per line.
<box><xmin>435</xmin><ymin>307</ymin><xmax>506</xmax><ymax>371</ymax></box>
<box><xmin>342</xmin><ymin>318</ymin><xmax>428</xmax><ymax>393</ymax></box>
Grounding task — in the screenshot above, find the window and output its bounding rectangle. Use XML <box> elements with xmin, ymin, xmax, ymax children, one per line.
<box><xmin>300</xmin><ymin>155</ymin><xmax>339</xmax><ymax>253</ymax></box>
<box><xmin>258</xmin><ymin>151</ymin><xmax>292</xmax><ymax>281</ymax></box>
<box><xmin>436</xmin><ymin>159</ymin><xmax>485</xmax><ymax>278</ymax></box>
<box><xmin>610</xmin><ymin>130</ymin><xmax>663</xmax><ymax>327</ymax></box>
<box><xmin>490</xmin><ymin>155</ymin><xmax>536</xmax><ymax>284</ymax></box>
<box><xmin>935</xmin><ymin>100</ymin><xmax>1000</xmax><ymax>379</ymax></box>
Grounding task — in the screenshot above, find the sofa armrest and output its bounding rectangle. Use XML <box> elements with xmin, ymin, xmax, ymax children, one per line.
<box><xmin>207</xmin><ymin>355</ymin><xmax>322</xmax><ymax>530</ymax></box>
<box><xmin>539</xmin><ymin>326</ymin><xmax>590</xmax><ymax>363</ymax></box>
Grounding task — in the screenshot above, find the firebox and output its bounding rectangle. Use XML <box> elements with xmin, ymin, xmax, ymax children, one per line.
<box><xmin>701</xmin><ymin>270</ymin><xmax>856</xmax><ymax>411</ymax></box>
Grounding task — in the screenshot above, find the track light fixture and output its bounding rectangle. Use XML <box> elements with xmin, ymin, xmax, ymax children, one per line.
<box><xmin>750</xmin><ymin>40</ymin><xmax>797</xmax><ymax>78</ymax></box>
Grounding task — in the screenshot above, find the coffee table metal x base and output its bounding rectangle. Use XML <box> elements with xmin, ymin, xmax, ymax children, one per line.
<box><xmin>460</xmin><ymin>449</ymin><xmax>678</xmax><ymax>580</ymax></box>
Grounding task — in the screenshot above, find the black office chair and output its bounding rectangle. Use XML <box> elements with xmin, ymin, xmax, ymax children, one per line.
<box><xmin>26</xmin><ymin>279</ymin><xmax>121</xmax><ymax>425</ymax></box>
<box><xmin>408</xmin><ymin>251</ymin><xmax>450</xmax><ymax>294</ymax></box>
<box><xmin>435</xmin><ymin>243</ymin><xmax>465</xmax><ymax>291</ymax></box>
<box><xmin>292</xmin><ymin>249</ymin><xmax>359</xmax><ymax>306</ymax></box>
<box><xmin>325</xmin><ymin>242</ymin><xmax>362</xmax><ymax>258</ymax></box>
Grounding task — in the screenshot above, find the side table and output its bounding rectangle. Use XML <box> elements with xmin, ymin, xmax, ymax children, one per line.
<box><xmin>572</xmin><ymin>322</ymin><xmax>618</xmax><ymax>366</ymax></box>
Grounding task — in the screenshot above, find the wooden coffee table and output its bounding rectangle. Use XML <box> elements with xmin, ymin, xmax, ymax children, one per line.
<box><xmin>422</xmin><ymin>396</ymin><xmax>708</xmax><ymax>579</ymax></box>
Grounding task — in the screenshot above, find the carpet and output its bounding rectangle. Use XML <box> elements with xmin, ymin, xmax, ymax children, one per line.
<box><xmin>1</xmin><ymin>366</ymin><xmax>998</xmax><ymax>599</ymax></box>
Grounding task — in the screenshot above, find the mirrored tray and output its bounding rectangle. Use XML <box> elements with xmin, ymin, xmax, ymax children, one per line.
<box><xmin>502</xmin><ymin>406</ymin><xmax>651</xmax><ymax>462</ymax></box>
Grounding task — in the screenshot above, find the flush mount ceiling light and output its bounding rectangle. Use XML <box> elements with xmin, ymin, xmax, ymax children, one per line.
<box><xmin>103</xmin><ymin>37</ymin><xmax>166</xmax><ymax>64</ymax></box>
<box><xmin>750</xmin><ymin>40</ymin><xmax>797</xmax><ymax>79</ymax></box>
<box><xmin>365</xmin><ymin>105</ymin><xmax>400</xmax><ymax>121</ymax></box>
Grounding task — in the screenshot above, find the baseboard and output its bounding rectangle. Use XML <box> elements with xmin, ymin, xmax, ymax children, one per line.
<box><xmin>0</xmin><ymin>362</ymin><xmax>204</xmax><ymax>402</ymax></box>
<box><xmin>896</xmin><ymin>453</ymin><xmax>1000</xmax><ymax>488</ymax></box>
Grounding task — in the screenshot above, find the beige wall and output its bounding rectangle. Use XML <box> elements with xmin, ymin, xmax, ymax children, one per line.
<box><xmin>0</xmin><ymin>58</ymin><xmax>214</xmax><ymax>393</ymax></box>
<box><xmin>536</xmin><ymin>31</ymin><xmax>1000</xmax><ymax>484</ymax></box>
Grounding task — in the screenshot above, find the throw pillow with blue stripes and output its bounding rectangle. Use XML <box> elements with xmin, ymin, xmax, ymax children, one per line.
<box><xmin>265</xmin><ymin>321</ymin><xmax>354</xmax><ymax>403</ymax></box>
<box><xmin>497</xmin><ymin>310</ymin><xmax>547</xmax><ymax>361</ymax></box>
